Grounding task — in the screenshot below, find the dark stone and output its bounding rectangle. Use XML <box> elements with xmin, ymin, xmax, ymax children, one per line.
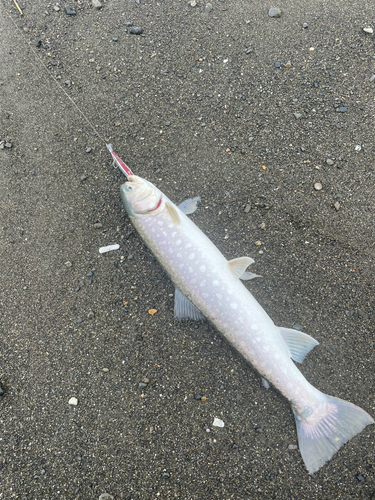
<box><xmin>275</xmin><ymin>62</ymin><xmax>281</xmax><ymax>68</ymax></box>
<box><xmin>36</xmin><ymin>40</ymin><xmax>42</xmax><ymax>48</ymax></box>
<box><xmin>129</xmin><ymin>26</ymin><xmax>143</xmax><ymax>35</ymax></box>
<box><xmin>64</xmin><ymin>6</ymin><xmax>76</xmax><ymax>15</ymax></box>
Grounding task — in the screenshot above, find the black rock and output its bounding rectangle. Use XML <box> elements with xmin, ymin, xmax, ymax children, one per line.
<box><xmin>129</xmin><ymin>26</ymin><xmax>143</xmax><ymax>35</ymax></box>
<box><xmin>64</xmin><ymin>6</ymin><xmax>76</xmax><ymax>16</ymax></box>
<box><xmin>356</xmin><ymin>475</ymin><xmax>365</xmax><ymax>483</ymax></box>
<box><xmin>36</xmin><ymin>40</ymin><xmax>42</xmax><ymax>48</ymax></box>
<box><xmin>0</xmin><ymin>383</ymin><xmax>4</xmax><ymax>396</ymax></box>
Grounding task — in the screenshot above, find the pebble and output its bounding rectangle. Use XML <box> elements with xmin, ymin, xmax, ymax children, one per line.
<box><xmin>337</xmin><ymin>106</ymin><xmax>347</xmax><ymax>113</ymax></box>
<box><xmin>293</xmin><ymin>112</ymin><xmax>302</xmax><ymax>119</ymax></box>
<box><xmin>112</xmin><ymin>37</ymin><xmax>118</xmax><ymax>42</ymax></box>
<box><xmin>139</xmin><ymin>382</ymin><xmax>147</xmax><ymax>389</ymax></box>
<box><xmin>53</xmin><ymin>5</ymin><xmax>60</xmax><ymax>11</ymax></box>
<box><xmin>87</xmin><ymin>311</ymin><xmax>95</xmax><ymax>319</ymax></box>
<box><xmin>314</xmin><ymin>182</ymin><xmax>322</xmax><ymax>191</ymax></box>
<box><xmin>355</xmin><ymin>145</ymin><xmax>361</xmax><ymax>152</ymax></box>
<box><xmin>99</xmin><ymin>244</ymin><xmax>119</xmax><ymax>253</ymax></box>
<box><xmin>92</xmin><ymin>0</ymin><xmax>102</xmax><ymax>9</ymax></box>
<box><xmin>274</xmin><ymin>62</ymin><xmax>281</xmax><ymax>68</ymax></box>
<box><xmin>255</xmin><ymin>240</ymin><xmax>262</xmax><ymax>246</ymax></box>
<box><xmin>68</xmin><ymin>397</ymin><xmax>78</xmax><ymax>406</ymax></box>
<box><xmin>65</xmin><ymin>261</ymin><xmax>72</xmax><ymax>267</ymax></box>
<box><xmin>363</xmin><ymin>27</ymin><xmax>373</xmax><ymax>34</ymax></box>
<box><xmin>195</xmin><ymin>394</ymin><xmax>202</xmax><ymax>400</ymax></box>
<box><xmin>302</xmin><ymin>22</ymin><xmax>308</xmax><ymax>29</ymax></box>
<box><xmin>292</xmin><ymin>323</ymin><xmax>303</xmax><ymax>331</ymax></box>
<box><xmin>204</xmin><ymin>3</ymin><xmax>212</xmax><ymax>12</ymax></box>
<box><xmin>5</xmin><ymin>142</ymin><xmax>12</xmax><ymax>149</ymax></box>
<box><xmin>284</xmin><ymin>61</ymin><xmax>292</xmax><ymax>69</ymax></box>
<box><xmin>288</xmin><ymin>444</ymin><xmax>298</xmax><ymax>450</ymax></box>
<box><xmin>64</xmin><ymin>6</ymin><xmax>76</xmax><ymax>15</ymax></box>
<box><xmin>36</xmin><ymin>40</ymin><xmax>42</xmax><ymax>47</ymax></box>
<box><xmin>334</xmin><ymin>201</ymin><xmax>341</xmax><ymax>211</ymax></box>
<box><xmin>261</xmin><ymin>378</ymin><xmax>270</xmax><ymax>389</ymax></box>
<box><xmin>244</xmin><ymin>204</ymin><xmax>251</xmax><ymax>213</ymax></box>
<box><xmin>326</xmin><ymin>159</ymin><xmax>334</xmax><ymax>165</ymax></box>
<box><xmin>93</xmin><ymin>222</ymin><xmax>103</xmax><ymax>228</ymax></box>
<box><xmin>0</xmin><ymin>383</ymin><xmax>4</xmax><ymax>396</ymax></box>
<box><xmin>129</xmin><ymin>26</ymin><xmax>143</xmax><ymax>35</ymax></box>
<box><xmin>370</xmin><ymin>74</ymin><xmax>375</xmax><ymax>83</ymax></box>
<box><xmin>268</xmin><ymin>7</ymin><xmax>281</xmax><ymax>17</ymax></box>
<box><xmin>161</xmin><ymin>472</ymin><xmax>170</xmax><ymax>479</ymax></box>
<box><xmin>356</xmin><ymin>475</ymin><xmax>365</xmax><ymax>483</ymax></box>
<box><xmin>86</xmin><ymin>147</ymin><xmax>92</xmax><ymax>153</ymax></box>
<box><xmin>102</xmin><ymin>368</ymin><xmax>109</xmax><ymax>372</ymax></box>
<box><xmin>99</xmin><ymin>494</ymin><xmax>114</xmax><ymax>500</ymax></box>
<box><xmin>213</xmin><ymin>418</ymin><xmax>224</xmax><ymax>428</ymax></box>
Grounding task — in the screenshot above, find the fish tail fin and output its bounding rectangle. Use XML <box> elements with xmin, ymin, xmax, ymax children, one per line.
<box><xmin>293</xmin><ymin>393</ymin><xmax>374</xmax><ymax>474</ymax></box>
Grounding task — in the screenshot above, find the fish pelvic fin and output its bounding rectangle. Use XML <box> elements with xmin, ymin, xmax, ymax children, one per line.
<box><xmin>279</xmin><ymin>327</ymin><xmax>319</xmax><ymax>363</ymax></box>
<box><xmin>293</xmin><ymin>394</ymin><xmax>374</xmax><ymax>475</ymax></box>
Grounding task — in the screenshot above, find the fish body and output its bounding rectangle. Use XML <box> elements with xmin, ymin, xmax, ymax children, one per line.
<box><xmin>120</xmin><ymin>175</ymin><xmax>373</xmax><ymax>474</ymax></box>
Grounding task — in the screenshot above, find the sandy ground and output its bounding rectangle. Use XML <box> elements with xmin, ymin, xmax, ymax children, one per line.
<box><xmin>0</xmin><ymin>0</ymin><xmax>374</xmax><ymax>498</ymax></box>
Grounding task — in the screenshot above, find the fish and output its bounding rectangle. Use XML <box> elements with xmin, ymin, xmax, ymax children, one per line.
<box><xmin>120</xmin><ymin>174</ymin><xmax>374</xmax><ymax>474</ymax></box>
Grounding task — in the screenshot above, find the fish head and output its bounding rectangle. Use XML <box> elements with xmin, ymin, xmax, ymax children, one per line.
<box><xmin>120</xmin><ymin>175</ymin><xmax>163</xmax><ymax>216</ymax></box>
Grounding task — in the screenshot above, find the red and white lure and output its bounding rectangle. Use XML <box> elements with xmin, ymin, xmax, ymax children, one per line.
<box><xmin>107</xmin><ymin>144</ymin><xmax>134</xmax><ymax>178</ymax></box>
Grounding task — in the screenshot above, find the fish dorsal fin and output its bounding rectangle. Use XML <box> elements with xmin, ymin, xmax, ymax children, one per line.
<box><xmin>228</xmin><ymin>257</ymin><xmax>255</xmax><ymax>280</ymax></box>
<box><xmin>174</xmin><ymin>288</ymin><xmax>205</xmax><ymax>321</ymax></box>
<box><xmin>279</xmin><ymin>327</ymin><xmax>319</xmax><ymax>363</ymax></box>
<box><xmin>166</xmin><ymin>202</ymin><xmax>180</xmax><ymax>226</ymax></box>
<box><xmin>178</xmin><ymin>196</ymin><xmax>201</xmax><ymax>215</ymax></box>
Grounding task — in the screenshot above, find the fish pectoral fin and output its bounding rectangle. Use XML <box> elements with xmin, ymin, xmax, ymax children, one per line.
<box><xmin>178</xmin><ymin>196</ymin><xmax>201</xmax><ymax>215</ymax></box>
<box><xmin>240</xmin><ymin>271</ymin><xmax>262</xmax><ymax>281</ymax></box>
<box><xmin>228</xmin><ymin>256</ymin><xmax>255</xmax><ymax>279</ymax></box>
<box><xmin>279</xmin><ymin>327</ymin><xmax>319</xmax><ymax>363</ymax></box>
<box><xmin>174</xmin><ymin>288</ymin><xmax>205</xmax><ymax>321</ymax></box>
<box><xmin>166</xmin><ymin>202</ymin><xmax>180</xmax><ymax>226</ymax></box>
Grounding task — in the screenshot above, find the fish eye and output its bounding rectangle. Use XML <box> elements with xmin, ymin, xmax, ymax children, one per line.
<box><xmin>124</xmin><ymin>184</ymin><xmax>133</xmax><ymax>192</ymax></box>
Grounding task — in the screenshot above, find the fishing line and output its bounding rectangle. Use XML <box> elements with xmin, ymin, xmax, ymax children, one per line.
<box><xmin>2</xmin><ymin>2</ymin><xmax>134</xmax><ymax>176</ymax></box>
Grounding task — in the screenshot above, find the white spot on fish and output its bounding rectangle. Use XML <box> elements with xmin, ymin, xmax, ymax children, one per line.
<box><xmin>177</xmin><ymin>253</ymin><xmax>182</xmax><ymax>259</ymax></box>
<box><xmin>168</xmin><ymin>223</ymin><xmax>174</xmax><ymax>228</ymax></box>
<box><xmin>172</xmin><ymin>232</ymin><xmax>177</xmax><ymax>238</ymax></box>
<box><xmin>186</xmin><ymin>243</ymin><xmax>192</xmax><ymax>248</ymax></box>
<box><xmin>189</xmin><ymin>266</ymin><xmax>194</xmax><ymax>273</ymax></box>
<box><xmin>176</xmin><ymin>239</ymin><xmax>181</xmax><ymax>245</ymax></box>
<box><xmin>202</xmin><ymin>293</ymin><xmax>208</xmax><ymax>298</ymax></box>
<box><xmin>216</xmin><ymin>293</ymin><xmax>222</xmax><ymax>299</ymax></box>
<box><xmin>157</xmin><ymin>221</ymin><xmax>163</xmax><ymax>226</ymax></box>
<box><xmin>188</xmin><ymin>253</ymin><xmax>195</xmax><ymax>260</ymax></box>
<box><xmin>230</xmin><ymin>303</ymin><xmax>238</xmax><ymax>310</ymax></box>
<box><xmin>200</xmin><ymin>265</ymin><xmax>206</xmax><ymax>272</ymax></box>
<box><xmin>213</xmin><ymin>280</ymin><xmax>219</xmax><ymax>286</ymax></box>
<box><xmin>200</xmin><ymin>281</ymin><xmax>206</xmax><ymax>287</ymax></box>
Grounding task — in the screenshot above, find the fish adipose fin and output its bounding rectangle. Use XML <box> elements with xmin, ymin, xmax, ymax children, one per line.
<box><xmin>166</xmin><ymin>202</ymin><xmax>180</xmax><ymax>226</ymax></box>
<box><xmin>174</xmin><ymin>288</ymin><xmax>205</xmax><ymax>321</ymax></box>
<box><xmin>294</xmin><ymin>393</ymin><xmax>374</xmax><ymax>474</ymax></box>
<box><xmin>228</xmin><ymin>257</ymin><xmax>256</xmax><ymax>280</ymax></box>
<box><xmin>279</xmin><ymin>327</ymin><xmax>319</xmax><ymax>363</ymax></box>
<box><xmin>178</xmin><ymin>196</ymin><xmax>201</xmax><ymax>215</ymax></box>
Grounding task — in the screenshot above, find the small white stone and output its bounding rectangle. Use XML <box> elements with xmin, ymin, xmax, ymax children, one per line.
<box><xmin>213</xmin><ymin>418</ymin><xmax>225</xmax><ymax>428</ymax></box>
<box><xmin>65</xmin><ymin>261</ymin><xmax>72</xmax><ymax>267</ymax></box>
<box><xmin>363</xmin><ymin>27</ymin><xmax>373</xmax><ymax>34</ymax></box>
<box><xmin>355</xmin><ymin>145</ymin><xmax>361</xmax><ymax>151</ymax></box>
<box><xmin>99</xmin><ymin>244</ymin><xmax>120</xmax><ymax>254</ymax></box>
<box><xmin>69</xmin><ymin>397</ymin><xmax>78</xmax><ymax>406</ymax></box>
<box><xmin>314</xmin><ymin>182</ymin><xmax>322</xmax><ymax>191</ymax></box>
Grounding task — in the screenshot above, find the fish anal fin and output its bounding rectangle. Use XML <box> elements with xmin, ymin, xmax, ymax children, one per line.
<box><xmin>178</xmin><ymin>196</ymin><xmax>201</xmax><ymax>215</ymax></box>
<box><xmin>228</xmin><ymin>256</ymin><xmax>255</xmax><ymax>280</ymax></box>
<box><xmin>166</xmin><ymin>202</ymin><xmax>180</xmax><ymax>226</ymax></box>
<box><xmin>174</xmin><ymin>288</ymin><xmax>205</xmax><ymax>321</ymax></box>
<box><xmin>279</xmin><ymin>327</ymin><xmax>319</xmax><ymax>363</ymax></box>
